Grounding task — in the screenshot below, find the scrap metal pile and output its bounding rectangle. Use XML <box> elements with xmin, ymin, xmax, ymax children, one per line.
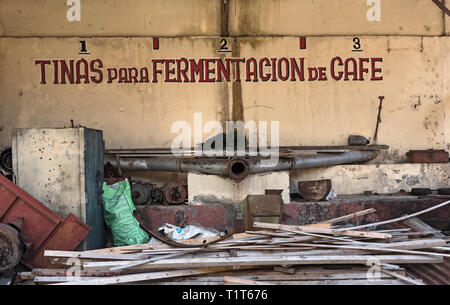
<box><xmin>18</xmin><ymin>203</ymin><xmax>450</xmax><ymax>285</ymax></box>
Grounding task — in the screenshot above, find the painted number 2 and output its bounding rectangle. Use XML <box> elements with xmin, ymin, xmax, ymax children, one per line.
<box><xmin>219</xmin><ymin>39</ymin><xmax>232</xmax><ymax>53</ymax></box>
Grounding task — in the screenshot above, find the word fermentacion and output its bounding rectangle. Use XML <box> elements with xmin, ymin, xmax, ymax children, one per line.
<box><xmin>34</xmin><ymin>57</ymin><xmax>383</xmax><ymax>84</ymax></box>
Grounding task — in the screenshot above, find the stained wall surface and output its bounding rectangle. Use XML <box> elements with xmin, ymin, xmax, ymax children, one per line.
<box><xmin>1</xmin><ymin>0</ymin><xmax>449</xmax><ymax>193</ymax></box>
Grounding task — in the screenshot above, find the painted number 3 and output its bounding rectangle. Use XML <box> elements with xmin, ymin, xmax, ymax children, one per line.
<box><xmin>353</xmin><ymin>38</ymin><xmax>361</xmax><ymax>50</ymax></box>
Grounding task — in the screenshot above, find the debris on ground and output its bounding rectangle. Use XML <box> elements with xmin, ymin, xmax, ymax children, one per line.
<box><xmin>19</xmin><ymin>203</ymin><xmax>450</xmax><ymax>285</ymax></box>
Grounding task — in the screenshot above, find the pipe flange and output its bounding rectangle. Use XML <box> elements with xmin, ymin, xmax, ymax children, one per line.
<box><xmin>227</xmin><ymin>158</ymin><xmax>249</xmax><ymax>182</ymax></box>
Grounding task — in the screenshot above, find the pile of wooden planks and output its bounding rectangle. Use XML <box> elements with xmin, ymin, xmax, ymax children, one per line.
<box><xmin>18</xmin><ymin>206</ymin><xmax>449</xmax><ymax>285</ymax></box>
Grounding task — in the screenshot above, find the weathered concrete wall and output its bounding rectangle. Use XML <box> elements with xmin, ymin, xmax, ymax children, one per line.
<box><xmin>1</xmin><ymin>0</ymin><xmax>450</xmax><ymax>195</ymax></box>
<box><xmin>0</xmin><ymin>0</ymin><xmax>220</xmax><ymax>37</ymax></box>
<box><xmin>0</xmin><ymin>37</ymin><xmax>231</xmax><ymax>148</ymax></box>
<box><xmin>229</xmin><ymin>0</ymin><xmax>446</xmax><ymax>36</ymax></box>
<box><xmin>2</xmin><ymin>36</ymin><xmax>448</xmax><ymax>161</ymax></box>
<box><xmin>0</xmin><ymin>0</ymin><xmax>447</xmax><ymax>37</ymax></box>
<box><xmin>237</xmin><ymin>36</ymin><xmax>449</xmax><ymax>162</ymax></box>
<box><xmin>0</xmin><ymin>37</ymin><xmax>450</xmax><ymax>154</ymax></box>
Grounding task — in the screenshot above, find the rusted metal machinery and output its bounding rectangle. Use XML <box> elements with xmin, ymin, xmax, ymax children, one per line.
<box><xmin>105</xmin><ymin>150</ymin><xmax>378</xmax><ymax>182</ymax></box>
<box><xmin>348</xmin><ymin>135</ymin><xmax>370</xmax><ymax>146</ymax></box>
<box><xmin>0</xmin><ymin>218</ymin><xmax>25</xmax><ymax>272</ymax></box>
<box><xmin>0</xmin><ymin>174</ymin><xmax>90</xmax><ymax>268</ymax></box>
<box><xmin>131</xmin><ymin>182</ymin><xmax>187</xmax><ymax>205</ymax></box>
<box><xmin>298</xmin><ymin>179</ymin><xmax>332</xmax><ymax>201</ymax></box>
<box><xmin>241</xmin><ymin>195</ymin><xmax>284</xmax><ymax>231</ymax></box>
<box><xmin>162</xmin><ymin>182</ymin><xmax>187</xmax><ymax>205</ymax></box>
<box><xmin>0</xmin><ymin>147</ymin><xmax>12</xmax><ymax>179</ymax></box>
<box><xmin>373</xmin><ymin>96</ymin><xmax>385</xmax><ymax>142</ymax></box>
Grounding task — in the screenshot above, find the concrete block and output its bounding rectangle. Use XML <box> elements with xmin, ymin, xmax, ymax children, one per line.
<box><xmin>188</xmin><ymin>171</ymin><xmax>290</xmax><ymax>205</ymax></box>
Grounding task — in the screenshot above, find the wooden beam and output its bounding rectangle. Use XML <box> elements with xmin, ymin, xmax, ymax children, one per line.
<box><xmin>44</xmin><ymin>250</ymin><xmax>148</xmax><ymax>261</ymax></box>
<box><xmin>166</xmin><ymin>272</ymin><xmax>398</xmax><ymax>282</ymax></box>
<box><xmin>223</xmin><ymin>276</ymin><xmax>272</xmax><ymax>285</ymax></box>
<box><xmin>79</xmin><ymin>255</ymin><xmax>442</xmax><ymax>271</ymax></box>
<box><xmin>380</xmin><ymin>269</ymin><xmax>424</xmax><ymax>285</ymax></box>
<box><xmin>253</xmin><ymin>222</ymin><xmax>392</xmax><ymax>239</ymax></box>
<box><xmin>154</xmin><ymin>279</ymin><xmax>406</xmax><ymax>285</ymax></box>
<box><xmin>320</xmin><ymin>208</ymin><xmax>377</xmax><ymax>224</ymax></box>
<box><xmin>52</xmin><ymin>266</ymin><xmax>257</xmax><ymax>285</ymax></box>
<box><xmin>273</xmin><ymin>266</ymin><xmax>296</xmax><ymax>274</ymax></box>
<box><xmin>278</xmin><ymin>241</ymin><xmax>449</xmax><ymax>258</ymax></box>
<box><xmin>338</xmin><ymin>200</ymin><xmax>450</xmax><ymax>231</ymax></box>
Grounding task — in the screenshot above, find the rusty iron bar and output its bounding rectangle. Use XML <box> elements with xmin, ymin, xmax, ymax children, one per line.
<box><xmin>373</xmin><ymin>96</ymin><xmax>385</xmax><ymax>142</ymax></box>
<box><xmin>431</xmin><ymin>0</ymin><xmax>450</xmax><ymax>17</ymax></box>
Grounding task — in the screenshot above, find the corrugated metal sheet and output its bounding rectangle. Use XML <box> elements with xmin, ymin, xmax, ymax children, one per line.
<box><xmin>405</xmin><ymin>257</ymin><xmax>450</xmax><ymax>285</ymax></box>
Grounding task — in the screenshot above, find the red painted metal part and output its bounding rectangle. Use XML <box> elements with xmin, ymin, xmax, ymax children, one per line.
<box><xmin>136</xmin><ymin>204</ymin><xmax>236</xmax><ymax>232</ymax></box>
<box><xmin>27</xmin><ymin>213</ymin><xmax>91</xmax><ymax>268</ymax></box>
<box><xmin>0</xmin><ymin>174</ymin><xmax>90</xmax><ymax>268</ymax></box>
<box><xmin>137</xmin><ymin>196</ymin><xmax>449</xmax><ymax>234</ymax></box>
<box><xmin>282</xmin><ymin>198</ymin><xmax>449</xmax><ymax>232</ymax></box>
<box><xmin>162</xmin><ymin>182</ymin><xmax>187</xmax><ymax>205</ymax></box>
<box><xmin>406</xmin><ymin>150</ymin><xmax>449</xmax><ymax>163</ymax></box>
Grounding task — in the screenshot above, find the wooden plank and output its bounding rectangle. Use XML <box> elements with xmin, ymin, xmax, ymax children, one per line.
<box><xmin>320</xmin><ymin>208</ymin><xmax>377</xmax><ymax>224</ymax></box>
<box><xmin>17</xmin><ymin>272</ymin><xmax>34</xmax><ymax>280</ymax></box>
<box><xmin>109</xmin><ymin>249</ymin><xmax>198</xmax><ymax>271</ymax></box>
<box><xmin>35</xmin><ymin>276</ymin><xmax>110</xmax><ymax>283</ymax></box>
<box><xmin>280</xmin><ymin>242</ymin><xmax>450</xmax><ymax>258</ymax></box>
<box><xmin>154</xmin><ymin>279</ymin><xmax>406</xmax><ymax>285</ymax></box>
<box><xmin>44</xmin><ymin>250</ymin><xmax>149</xmax><ymax>261</ymax></box>
<box><xmin>223</xmin><ymin>276</ymin><xmax>273</xmax><ymax>285</ymax></box>
<box><xmin>273</xmin><ymin>266</ymin><xmax>295</xmax><ymax>274</ymax></box>
<box><xmin>353</xmin><ymin>239</ymin><xmax>446</xmax><ymax>250</ymax></box>
<box><xmin>302</xmin><ymin>223</ymin><xmax>332</xmax><ymax>229</ymax></box>
<box><xmin>167</xmin><ymin>272</ymin><xmax>397</xmax><ymax>282</ymax></box>
<box><xmin>52</xmin><ymin>266</ymin><xmax>258</xmax><ymax>285</ymax></box>
<box><xmin>178</xmin><ymin>236</ymin><xmax>222</xmax><ymax>244</ymax></box>
<box><xmin>86</xmin><ymin>243</ymin><xmax>158</xmax><ymax>254</ymax></box>
<box><xmin>80</xmin><ymin>255</ymin><xmax>442</xmax><ymax>271</ymax></box>
<box><xmin>253</xmin><ymin>222</ymin><xmax>392</xmax><ymax>239</ymax></box>
<box><xmin>31</xmin><ymin>268</ymin><xmax>127</xmax><ymax>277</ymax></box>
<box><xmin>339</xmin><ymin>200</ymin><xmax>450</xmax><ymax>231</ymax></box>
<box><xmin>269</xmin><ymin>229</ymin><xmax>361</xmax><ymax>245</ymax></box>
<box><xmin>380</xmin><ymin>269</ymin><xmax>424</xmax><ymax>285</ymax></box>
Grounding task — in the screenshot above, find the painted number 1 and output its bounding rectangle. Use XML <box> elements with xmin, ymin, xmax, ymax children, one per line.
<box><xmin>79</xmin><ymin>41</ymin><xmax>89</xmax><ymax>54</ymax></box>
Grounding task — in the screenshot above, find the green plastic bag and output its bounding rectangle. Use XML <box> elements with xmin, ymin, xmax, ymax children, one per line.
<box><xmin>102</xmin><ymin>179</ymin><xmax>149</xmax><ymax>246</ymax></box>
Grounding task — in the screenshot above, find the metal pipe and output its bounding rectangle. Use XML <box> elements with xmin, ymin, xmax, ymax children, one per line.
<box><xmin>247</xmin><ymin>151</ymin><xmax>378</xmax><ymax>173</ymax></box>
<box><xmin>104</xmin><ymin>151</ymin><xmax>378</xmax><ymax>181</ymax></box>
<box><xmin>104</xmin><ymin>156</ymin><xmax>230</xmax><ymax>175</ymax></box>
